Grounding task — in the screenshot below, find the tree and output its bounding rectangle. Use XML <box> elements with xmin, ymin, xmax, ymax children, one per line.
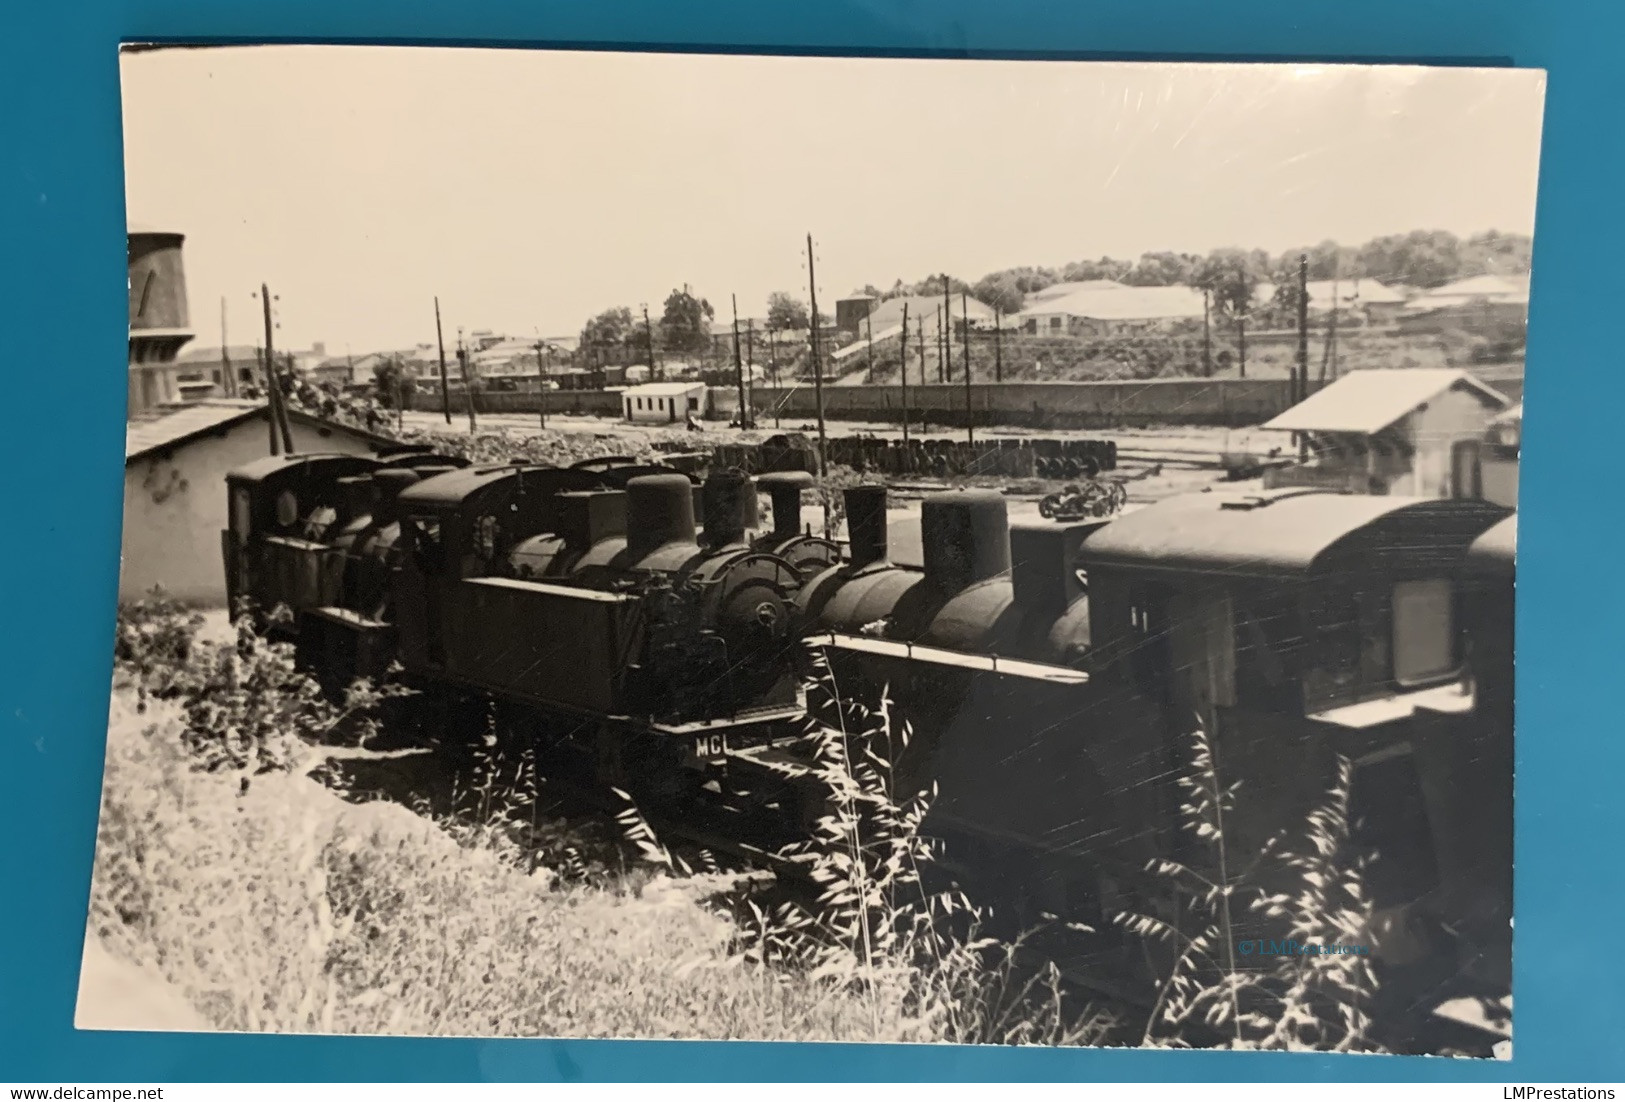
<box><xmin>1123</xmin><ymin>251</ymin><xmax>1201</xmax><ymax>287</ymax></box>
<box><xmin>659</xmin><ymin>285</ymin><xmax>714</xmax><ymax>354</ymax></box>
<box><xmin>372</xmin><ymin>356</ymin><xmax>406</xmax><ymax>408</ymax></box>
<box><xmin>766</xmin><ymin>291</ymin><xmax>811</xmax><ymax>332</ymax></box>
<box><xmin>1355</xmin><ymin>230</ymin><xmax>1464</xmax><ymax>289</ymax></box>
<box><xmin>972</xmin><ymin>272</ymin><xmax>1026</xmax><ymax>316</ymax></box>
<box><xmin>579</xmin><ymin>306</ymin><xmax>634</xmax><ymax>361</ymax></box>
<box><xmin>1061</xmin><ymin>257</ymin><xmax>1133</xmax><ymax>283</ymax></box>
<box><xmin>1193</xmin><ymin>250</ymin><xmax>1260</xmax><ymax>318</ymax></box>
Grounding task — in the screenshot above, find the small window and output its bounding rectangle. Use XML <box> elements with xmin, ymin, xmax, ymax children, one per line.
<box><xmin>1049</xmin><ymin>316</ymin><xmax>1063</xmax><ymax>332</ymax></box>
<box><xmin>275</xmin><ymin>490</ymin><xmax>300</xmax><ymax>527</ymax></box>
<box><xmin>231</xmin><ymin>488</ymin><xmax>252</xmax><ymax>543</ymax></box>
<box><xmin>688</xmin><ymin>397</ymin><xmax>700</xmax><ymax>411</ymax></box>
<box><xmin>1393</xmin><ymin>578</ymin><xmax>1456</xmax><ymax>686</ymax></box>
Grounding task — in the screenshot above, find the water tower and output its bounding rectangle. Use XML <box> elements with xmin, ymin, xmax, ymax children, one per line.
<box><xmin>127</xmin><ymin>225</ymin><xmax>195</xmax><ymax>413</ymax></box>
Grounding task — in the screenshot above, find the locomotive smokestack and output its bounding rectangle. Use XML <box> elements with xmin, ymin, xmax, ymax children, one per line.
<box><xmin>370</xmin><ymin>469</ymin><xmax>421</xmax><ymax>524</ymax></box>
<box><xmin>845</xmin><ymin>484</ymin><xmax>890</xmax><ymax>568</ymax></box>
<box><xmin>336</xmin><ymin>475</ymin><xmax>378</xmax><ymax>520</ymax></box>
<box><xmin>757</xmin><ymin>471</ymin><xmax>816</xmax><ymax>541</ymax></box>
<box><xmin>702</xmin><ymin>468</ymin><xmax>756</xmax><ymax>548</ymax></box>
<box><xmin>920</xmin><ymin>489</ymin><xmax>1011</xmax><ymax>591</ymax></box>
<box><xmin>626</xmin><ymin>473</ymin><xmax>697</xmax><ymax>556</ymax></box>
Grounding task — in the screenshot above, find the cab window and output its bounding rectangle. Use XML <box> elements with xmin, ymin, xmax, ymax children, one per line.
<box><xmin>1392</xmin><ymin>578</ymin><xmax>1457</xmax><ymax>686</ymax></box>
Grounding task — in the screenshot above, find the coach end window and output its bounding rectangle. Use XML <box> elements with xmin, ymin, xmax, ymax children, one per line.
<box><xmin>1392</xmin><ymin>578</ymin><xmax>1458</xmax><ymax>687</ymax></box>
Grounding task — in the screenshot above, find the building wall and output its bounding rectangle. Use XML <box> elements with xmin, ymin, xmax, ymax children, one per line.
<box><xmin>121</xmin><ymin>416</ymin><xmax>379</xmax><ymax>606</ymax></box>
<box><xmin>1481</xmin><ymin>454</ymin><xmax>1519</xmax><ymax>509</ymax></box>
<box><xmin>1404</xmin><ymin>385</ymin><xmax>1507</xmax><ymax>497</ymax></box>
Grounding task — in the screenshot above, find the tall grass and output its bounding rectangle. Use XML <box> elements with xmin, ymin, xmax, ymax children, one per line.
<box><xmin>730</xmin><ymin>649</ymin><xmax>1119</xmax><ymax>1047</ymax></box>
<box><xmin>1114</xmin><ymin>722</ymin><xmax>1379</xmax><ymax>1052</ymax></box>
<box><xmin>88</xmin><ymin>598</ymin><xmax>1104</xmax><ymax>1043</ymax></box>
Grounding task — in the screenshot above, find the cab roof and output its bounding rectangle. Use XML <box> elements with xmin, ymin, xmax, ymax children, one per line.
<box><xmin>1080</xmin><ymin>489</ymin><xmax>1509</xmax><ymax>578</ymax></box>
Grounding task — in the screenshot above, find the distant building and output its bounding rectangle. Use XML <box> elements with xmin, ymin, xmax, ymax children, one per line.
<box><xmin>1254</xmin><ymin>279</ymin><xmax>1408</xmax><ymax>325</ymax></box>
<box><xmin>1018</xmin><ymin>284</ymin><xmax>1207</xmax><ymax>336</ymax></box>
<box><xmin>1397</xmin><ymin>275</ymin><xmax>1532</xmax><ymax>341</ymax></box>
<box><xmin>1262</xmin><ymin>368</ymin><xmax>1510</xmax><ymax>497</ymax></box>
<box><xmin>121</xmin><ymin>400</ymin><xmax>397</xmax><ymax>605</ymax></box>
<box><xmin>1450</xmin><ymin>403</ymin><xmax>1521</xmax><ymax>509</ymax></box>
<box><xmin>835</xmin><ymin>293</ymin><xmax>878</xmax><ymax>334</ymax></box>
<box><xmin>621</xmin><ymin>381</ymin><xmax>706</xmax><ymax>424</ymax></box>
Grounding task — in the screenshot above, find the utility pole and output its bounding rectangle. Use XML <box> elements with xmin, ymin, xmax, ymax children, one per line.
<box><xmin>456</xmin><ymin>328</ymin><xmax>477</xmax><ymax>434</ymax></box>
<box><xmin>942</xmin><ymin>275</ymin><xmax>953</xmax><ymax>382</ymax></box>
<box><xmin>1296</xmin><ymin>254</ymin><xmax>1310</xmax><ymax>460</ymax></box>
<box><xmin>768</xmin><ymin>328</ymin><xmax>780</xmax><ymax>428</ymax></box>
<box><xmin>435</xmin><ymin>296</ymin><xmax>451</xmax><ymax>424</ymax></box>
<box><xmin>806</xmin><ymin>233</ymin><xmax>826</xmax><ymax>476</ymax></box>
<box><xmin>260</xmin><ymin>284</ymin><xmax>293</xmax><ymax>454</ymax></box>
<box><xmin>865</xmin><ymin>311</ymin><xmax>874</xmax><ymax>385</ymax></box>
<box><xmin>534</xmin><ymin>338</ymin><xmax>549</xmax><ymax>429</ymax></box>
<box><xmin>962</xmin><ymin>290</ymin><xmax>973</xmax><ymax>445</ymax></box>
<box><xmin>916</xmin><ymin>317</ymin><xmax>928</xmax><ymax>433</ymax></box>
<box><xmin>899</xmin><ymin>301</ymin><xmax>910</xmax><ymax>443</ymax></box>
<box><xmin>1202</xmin><ymin>288</ymin><xmax>1213</xmax><ymax>376</ymax></box>
<box><xmin>935</xmin><ymin>305</ymin><xmax>945</xmax><ymax>383</ymax></box>
<box><xmin>219</xmin><ymin>296</ymin><xmax>234</xmax><ymax>397</ymax></box>
<box><xmin>745</xmin><ymin>319</ymin><xmax>755</xmax><ymax>391</ymax></box>
<box><xmin>993</xmin><ymin>306</ymin><xmax>1003</xmax><ymax>384</ymax></box>
<box><xmin>394</xmin><ymin>356</ymin><xmax>405</xmax><ymax>434</ymax></box>
<box><xmin>1323</xmin><ymin>267</ymin><xmax>1341</xmax><ymax>384</ymax></box>
<box><xmin>1236</xmin><ymin>291</ymin><xmax>1248</xmax><ymax>380</ymax></box>
<box><xmin>732</xmin><ymin>294</ymin><xmax>749</xmax><ymax>429</ymax></box>
<box><xmin>642</xmin><ymin>305</ymin><xmax>657</xmax><ymax>381</ymax></box>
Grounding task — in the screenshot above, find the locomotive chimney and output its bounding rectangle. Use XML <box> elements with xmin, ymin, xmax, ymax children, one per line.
<box><xmin>336</xmin><ymin>475</ymin><xmax>378</xmax><ymax>520</ymax></box>
<box><xmin>1009</xmin><ymin>519</ymin><xmax>1109</xmax><ymax>613</ymax></box>
<box><xmin>626</xmin><ymin>473</ymin><xmax>697</xmax><ymax>556</ymax></box>
<box><xmin>845</xmin><ymin>485</ymin><xmax>890</xmax><ymax>569</ymax></box>
<box><xmin>701</xmin><ymin>467</ymin><xmax>757</xmax><ymax>548</ymax></box>
<box><xmin>920</xmin><ymin>489</ymin><xmax>1011</xmax><ymax>592</ymax></box>
<box><xmin>370</xmin><ymin>468</ymin><xmax>421</xmax><ymax>524</ymax></box>
<box><xmin>756</xmin><ymin>471</ymin><xmax>815</xmax><ymax>541</ymax></box>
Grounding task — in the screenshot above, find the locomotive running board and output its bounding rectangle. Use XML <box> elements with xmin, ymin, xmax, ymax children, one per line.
<box><xmin>813</xmin><ymin>632</ymin><xmax>1090</xmax><ymax>685</ymax></box>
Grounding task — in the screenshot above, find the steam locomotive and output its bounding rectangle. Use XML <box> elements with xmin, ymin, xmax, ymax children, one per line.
<box><xmin>221</xmin><ymin>445</ymin><xmax>1514</xmax><ymax>1023</ymax></box>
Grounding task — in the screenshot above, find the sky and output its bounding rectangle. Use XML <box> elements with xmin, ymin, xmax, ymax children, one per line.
<box><xmin>120</xmin><ymin>46</ymin><xmax>1547</xmax><ymax>355</ymax></box>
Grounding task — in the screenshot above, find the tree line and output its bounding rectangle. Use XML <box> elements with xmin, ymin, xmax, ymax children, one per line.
<box><xmin>578</xmin><ymin>228</ymin><xmax>1531</xmax><ymax>355</ymax></box>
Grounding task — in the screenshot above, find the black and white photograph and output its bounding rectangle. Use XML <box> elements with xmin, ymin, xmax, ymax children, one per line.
<box><xmin>87</xmin><ymin>45</ymin><xmax>1539</xmax><ymax>1056</ymax></box>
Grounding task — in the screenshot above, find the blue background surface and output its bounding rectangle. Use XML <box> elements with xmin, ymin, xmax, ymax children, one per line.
<box><xmin>2</xmin><ymin>0</ymin><xmax>1619</xmax><ymax>1083</ymax></box>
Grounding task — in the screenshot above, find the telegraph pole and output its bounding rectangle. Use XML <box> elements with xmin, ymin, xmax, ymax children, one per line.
<box><xmin>732</xmin><ymin>294</ymin><xmax>749</xmax><ymax>429</ymax></box>
<box><xmin>768</xmin><ymin>328</ymin><xmax>780</xmax><ymax>427</ymax></box>
<box><xmin>899</xmin><ymin>301</ymin><xmax>910</xmax><ymax>444</ymax></box>
<box><xmin>942</xmin><ymin>275</ymin><xmax>953</xmax><ymax>381</ymax></box>
<box><xmin>394</xmin><ymin>355</ymin><xmax>405</xmax><ymax>434</ymax></box>
<box><xmin>456</xmin><ymin>328</ymin><xmax>477</xmax><ymax>434</ymax></box>
<box><xmin>219</xmin><ymin>296</ymin><xmax>234</xmax><ymax>397</ymax></box>
<box><xmin>642</xmin><ymin>305</ymin><xmax>657</xmax><ymax>381</ymax></box>
<box><xmin>865</xmin><ymin>311</ymin><xmax>875</xmax><ymax>385</ymax></box>
<box><xmin>260</xmin><ymin>284</ymin><xmax>293</xmax><ymax>454</ymax></box>
<box><xmin>993</xmin><ymin>306</ymin><xmax>1003</xmax><ymax>384</ymax></box>
<box><xmin>916</xmin><ymin>317</ymin><xmax>929</xmax><ymax>433</ymax></box>
<box><xmin>935</xmin><ymin>305</ymin><xmax>945</xmax><ymax>383</ymax></box>
<box><xmin>806</xmin><ymin>233</ymin><xmax>827</xmax><ymax>476</ymax></box>
<box><xmin>435</xmin><ymin>296</ymin><xmax>451</xmax><ymax>424</ymax></box>
<box><xmin>962</xmin><ymin>290</ymin><xmax>973</xmax><ymax>444</ymax></box>
<box><xmin>534</xmin><ymin>338</ymin><xmax>549</xmax><ymax>430</ymax></box>
<box><xmin>1202</xmin><ymin>288</ymin><xmax>1213</xmax><ymax>376</ymax></box>
<box><xmin>1296</xmin><ymin>254</ymin><xmax>1310</xmax><ymax>459</ymax></box>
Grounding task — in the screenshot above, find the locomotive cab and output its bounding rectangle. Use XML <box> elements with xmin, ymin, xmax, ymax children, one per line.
<box><xmin>222</xmin><ymin>452</ymin><xmax>382</xmax><ymax>627</ymax></box>
<box><xmin>1079</xmin><ymin>488</ymin><xmax>1511</xmax><ymax>955</ymax></box>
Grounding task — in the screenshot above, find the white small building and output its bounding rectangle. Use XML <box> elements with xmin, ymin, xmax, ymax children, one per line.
<box><xmin>122</xmin><ymin>400</ymin><xmax>397</xmax><ymax>605</ymax></box>
<box><xmin>622</xmin><ymin>381</ymin><xmax>707</xmax><ymax>424</ymax></box>
<box><xmin>1261</xmin><ymin>369</ymin><xmax>1509</xmax><ymax>497</ymax></box>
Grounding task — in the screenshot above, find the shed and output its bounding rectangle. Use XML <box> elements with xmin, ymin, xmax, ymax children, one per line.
<box><xmin>621</xmin><ymin>381</ymin><xmax>707</xmax><ymax>424</ymax></box>
<box><xmin>1261</xmin><ymin>369</ymin><xmax>1509</xmax><ymax>498</ymax></box>
<box><xmin>122</xmin><ymin>401</ymin><xmax>398</xmax><ymax>605</ymax></box>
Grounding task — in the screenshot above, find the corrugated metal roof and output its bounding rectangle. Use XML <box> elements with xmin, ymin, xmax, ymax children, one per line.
<box><xmin>1026</xmin><ymin>280</ymin><xmax>1127</xmax><ymax>303</ymax></box>
<box><xmin>125</xmin><ymin>400</ymin><xmax>397</xmax><ymax>462</ymax></box>
<box><xmin>1262</xmin><ymin>369</ymin><xmax>1508</xmax><ymax>434</ymax></box>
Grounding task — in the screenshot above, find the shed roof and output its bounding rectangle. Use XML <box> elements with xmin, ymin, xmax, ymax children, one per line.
<box><xmin>1080</xmin><ymin>489</ymin><xmax>1501</xmax><ymax>578</ymax></box>
<box><xmin>125</xmin><ymin>399</ymin><xmax>398</xmax><ymax>463</ymax></box>
<box><xmin>623</xmin><ymin>381</ymin><xmax>706</xmax><ymax>397</ymax></box>
<box><xmin>1262</xmin><ymin>369</ymin><xmax>1508</xmax><ymax>434</ymax></box>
